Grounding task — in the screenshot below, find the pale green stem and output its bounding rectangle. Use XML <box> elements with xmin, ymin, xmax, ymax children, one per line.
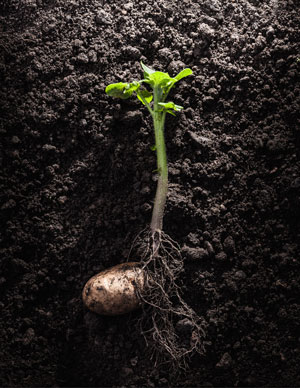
<box><xmin>150</xmin><ymin>87</ymin><xmax>168</xmax><ymax>235</ymax></box>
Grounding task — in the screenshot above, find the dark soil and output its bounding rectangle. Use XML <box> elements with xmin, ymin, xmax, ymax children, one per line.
<box><xmin>1</xmin><ymin>0</ymin><xmax>300</xmax><ymax>386</ymax></box>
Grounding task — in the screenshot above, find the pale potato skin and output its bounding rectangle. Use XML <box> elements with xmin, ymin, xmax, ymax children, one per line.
<box><xmin>82</xmin><ymin>262</ymin><xmax>144</xmax><ymax>316</ymax></box>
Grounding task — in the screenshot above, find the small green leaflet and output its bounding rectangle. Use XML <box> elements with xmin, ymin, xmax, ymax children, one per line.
<box><xmin>158</xmin><ymin>102</ymin><xmax>183</xmax><ymax>111</ymax></box>
<box><xmin>137</xmin><ymin>89</ymin><xmax>153</xmax><ymax>105</ymax></box>
<box><xmin>105</xmin><ymin>82</ymin><xmax>139</xmax><ymax>99</ymax></box>
<box><xmin>140</xmin><ymin>62</ymin><xmax>175</xmax><ymax>90</ymax></box>
<box><xmin>140</xmin><ymin>62</ymin><xmax>156</xmax><ymax>76</ymax></box>
<box><xmin>174</xmin><ymin>68</ymin><xmax>193</xmax><ymax>82</ymax></box>
<box><xmin>141</xmin><ymin>62</ymin><xmax>192</xmax><ymax>89</ymax></box>
<box><xmin>158</xmin><ymin>101</ymin><xmax>183</xmax><ymax>116</ymax></box>
<box><xmin>143</xmin><ymin>72</ymin><xmax>176</xmax><ymax>91</ymax></box>
<box><xmin>144</xmin><ymin>71</ymin><xmax>175</xmax><ymax>89</ymax></box>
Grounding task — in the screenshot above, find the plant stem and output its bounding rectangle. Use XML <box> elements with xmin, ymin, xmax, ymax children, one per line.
<box><xmin>150</xmin><ymin>87</ymin><xmax>168</xmax><ymax>236</ymax></box>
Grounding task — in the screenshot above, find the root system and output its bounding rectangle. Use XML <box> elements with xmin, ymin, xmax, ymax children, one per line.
<box><xmin>131</xmin><ymin>229</ymin><xmax>207</xmax><ymax>371</ymax></box>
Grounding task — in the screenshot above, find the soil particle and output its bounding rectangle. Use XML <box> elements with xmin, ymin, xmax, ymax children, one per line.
<box><xmin>176</xmin><ymin>318</ymin><xmax>194</xmax><ymax>334</ymax></box>
<box><xmin>22</xmin><ymin>328</ymin><xmax>36</xmax><ymax>346</ymax></box>
<box><xmin>223</xmin><ymin>236</ymin><xmax>235</xmax><ymax>255</ymax></box>
<box><xmin>204</xmin><ymin>241</ymin><xmax>215</xmax><ymax>257</ymax></box>
<box><xmin>216</xmin><ymin>352</ymin><xmax>233</xmax><ymax>370</ymax></box>
<box><xmin>215</xmin><ymin>252</ymin><xmax>228</xmax><ymax>262</ymax></box>
<box><xmin>183</xmin><ymin>245</ymin><xmax>209</xmax><ymax>261</ymax></box>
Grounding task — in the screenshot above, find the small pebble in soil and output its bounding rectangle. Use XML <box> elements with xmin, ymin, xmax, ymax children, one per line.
<box><xmin>11</xmin><ymin>136</ymin><xmax>20</xmax><ymax>144</ymax></box>
<box><xmin>95</xmin><ymin>11</ymin><xmax>111</xmax><ymax>25</ymax></box>
<box><xmin>176</xmin><ymin>318</ymin><xmax>193</xmax><ymax>334</ymax></box>
<box><xmin>167</xmin><ymin>60</ymin><xmax>186</xmax><ymax>74</ymax></box>
<box><xmin>204</xmin><ymin>241</ymin><xmax>215</xmax><ymax>256</ymax></box>
<box><xmin>188</xmin><ymin>130</ymin><xmax>213</xmax><ymax>148</ymax></box>
<box><xmin>182</xmin><ymin>245</ymin><xmax>209</xmax><ymax>261</ymax></box>
<box><xmin>216</xmin><ymin>352</ymin><xmax>233</xmax><ymax>369</ymax></box>
<box><xmin>77</xmin><ymin>53</ymin><xmax>89</xmax><ymax>64</ymax></box>
<box><xmin>121</xmin><ymin>367</ymin><xmax>133</xmax><ymax>377</ymax></box>
<box><xmin>23</xmin><ymin>328</ymin><xmax>35</xmax><ymax>346</ymax></box>
<box><xmin>73</xmin><ymin>39</ymin><xmax>83</xmax><ymax>48</ymax></box>
<box><xmin>291</xmin><ymin>177</ymin><xmax>300</xmax><ymax>189</ymax></box>
<box><xmin>57</xmin><ymin>196</ymin><xmax>68</xmax><ymax>204</ymax></box>
<box><xmin>215</xmin><ymin>252</ymin><xmax>228</xmax><ymax>262</ymax></box>
<box><xmin>1</xmin><ymin>199</ymin><xmax>16</xmax><ymax>209</ymax></box>
<box><xmin>223</xmin><ymin>236</ymin><xmax>235</xmax><ymax>254</ymax></box>
<box><xmin>234</xmin><ymin>270</ymin><xmax>247</xmax><ymax>280</ymax></box>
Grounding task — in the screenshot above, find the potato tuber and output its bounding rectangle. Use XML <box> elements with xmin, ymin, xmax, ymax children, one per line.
<box><xmin>82</xmin><ymin>262</ymin><xmax>144</xmax><ymax>315</ymax></box>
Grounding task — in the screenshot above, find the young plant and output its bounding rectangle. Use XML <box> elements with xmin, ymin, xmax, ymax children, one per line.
<box><xmin>97</xmin><ymin>63</ymin><xmax>205</xmax><ymax>369</ymax></box>
<box><xmin>106</xmin><ymin>62</ymin><xmax>192</xmax><ymax>253</ymax></box>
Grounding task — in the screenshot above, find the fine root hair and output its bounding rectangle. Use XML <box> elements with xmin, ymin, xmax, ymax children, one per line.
<box><xmin>130</xmin><ymin>228</ymin><xmax>207</xmax><ymax>371</ymax></box>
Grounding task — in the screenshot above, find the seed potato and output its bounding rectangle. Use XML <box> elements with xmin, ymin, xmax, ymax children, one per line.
<box><xmin>82</xmin><ymin>262</ymin><xmax>144</xmax><ymax>316</ymax></box>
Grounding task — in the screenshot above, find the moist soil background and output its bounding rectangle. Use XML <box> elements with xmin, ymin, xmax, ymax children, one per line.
<box><xmin>1</xmin><ymin>0</ymin><xmax>300</xmax><ymax>387</ymax></box>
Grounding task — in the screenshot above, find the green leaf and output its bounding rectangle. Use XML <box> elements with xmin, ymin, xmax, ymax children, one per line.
<box><xmin>150</xmin><ymin>144</ymin><xmax>156</xmax><ymax>151</ymax></box>
<box><xmin>143</xmin><ymin>71</ymin><xmax>176</xmax><ymax>91</ymax></box>
<box><xmin>105</xmin><ymin>82</ymin><xmax>139</xmax><ymax>99</ymax></box>
<box><xmin>137</xmin><ymin>89</ymin><xmax>153</xmax><ymax>105</ymax></box>
<box><xmin>150</xmin><ymin>71</ymin><xmax>171</xmax><ymax>84</ymax></box>
<box><xmin>140</xmin><ymin>62</ymin><xmax>156</xmax><ymax>76</ymax></box>
<box><xmin>105</xmin><ymin>82</ymin><xmax>129</xmax><ymax>98</ymax></box>
<box><xmin>126</xmin><ymin>82</ymin><xmax>140</xmax><ymax>96</ymax></box>
<box><xmin>174</xmin><ymin>68</ymin><xmax>193</xmax><ymax>82</ymax></box>
<box><xmin>166</xmin><ymin>110</ymin><xmax>176</xmax><ymax>116</ymax></box>
<box><xmin>158</xmin><ymin>102</ymin><xmax>183</xmax><ymax>111</ymax></box>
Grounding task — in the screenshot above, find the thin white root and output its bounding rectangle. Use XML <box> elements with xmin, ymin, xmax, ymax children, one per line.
<box><xmin>131</xmin><ymin>229</ymin><xmax>207</xmax><ymax>371</ymax></box>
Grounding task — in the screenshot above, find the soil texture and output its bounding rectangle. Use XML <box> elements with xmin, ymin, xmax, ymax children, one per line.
<box><xmin>0</xmin><ymin>0</ymin><xmax>300</xmax><ymax>386</ymax></box>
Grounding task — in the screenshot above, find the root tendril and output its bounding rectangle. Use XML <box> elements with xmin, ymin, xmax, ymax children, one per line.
<box><xmin>131</xmin><ymin>229</ymin><xmax>207</xmax><ymax>372</ymax></box>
